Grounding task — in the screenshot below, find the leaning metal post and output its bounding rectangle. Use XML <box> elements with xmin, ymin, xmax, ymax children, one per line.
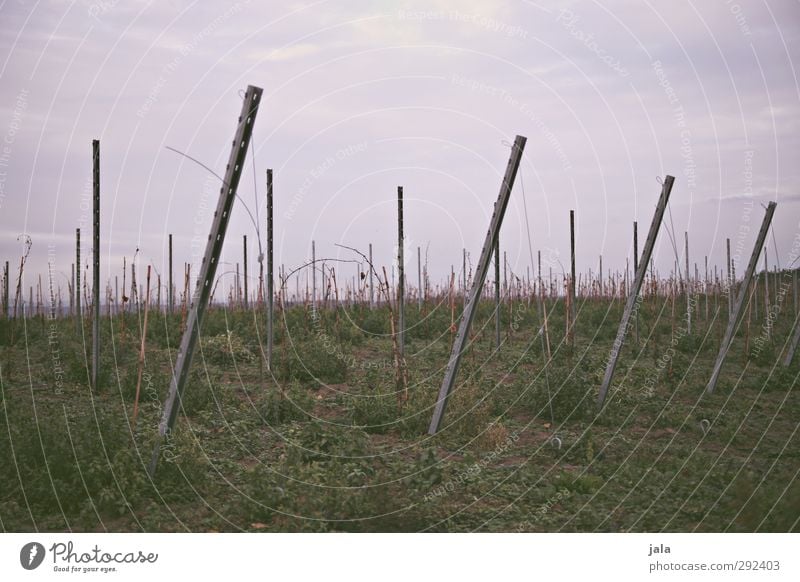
<box><xmin>428</xmin><ymin>135</ymin><xmax>526</xmax><ymax>435</ymax></box>
<box><xmin>707</xmin><ymin>201</ymin><xmax>777</xmax><ymax>394</ymax></box>
<box><xmin>597</xmin><ymin>175</ymin><xmax>674</xmax><ymax>408</ymax></box>
<box><xmin>148</xmin><ymin>86</ymin><xmax>263</xmax><ymax>476</ymax></box>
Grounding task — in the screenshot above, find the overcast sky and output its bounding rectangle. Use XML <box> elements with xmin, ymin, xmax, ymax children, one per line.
<box><xmin>1</xmin><ymin>0</ymin><xmax>799</xmax><ymax>302</ymax></box>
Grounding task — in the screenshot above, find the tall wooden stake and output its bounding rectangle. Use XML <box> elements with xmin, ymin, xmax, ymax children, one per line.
<box><xmin>149</xmin><ymin>85</ymin><xmax>263</xmax><ymax>476</ymax></box>
<box><xmin>598</xmin><ymin>176</ymin><xmax>675</xmax><ymax>408</ymax></box>
<box><xmin>428</xmin><ymin>135</ymin><xmax>526</xmax><ymax>434</ymax></box>
<box><xmin>707</xmin><ymin>201</ymin><xmax>777</xmax><ymax>394</ymax></box>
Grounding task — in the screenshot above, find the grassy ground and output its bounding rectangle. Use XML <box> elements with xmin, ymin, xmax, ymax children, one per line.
<box><xmin>1</xmin><ymin>292</ymin><xmax>798</xmax><ymax>532</ymax></box>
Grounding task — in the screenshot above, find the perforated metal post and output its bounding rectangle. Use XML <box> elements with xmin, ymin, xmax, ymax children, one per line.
<box><xmin>428</xmin><ymin>135</ymin><xmax>526</xmax><ymax>435</ymax></box>
<box><xmin>784</xmin><ymin>312</ymin><xmax>800</xmax><ymax>367</ymax></box>
<box><xmin>707</xmin><ymin>202</ymin><xmax>777</xmax><ymax>394</ymax></box>
<box><xmin>4</xmin><ymin>261</ymin><xmax>9</xmax><ymax>318</ymax></box>
<box><xmin>149</xmin><ymin>86</ymin><xmax>263</xmax><ymax>476</ymax></box>
<box><xmin>632</xmin><ymin>221</ymin><xmax>640</xmax><ymax>343</ymax></box>
<box><xmin>168</xmin><ymin>234</ymin><xmax>173</xmax><ymax>314</ymax></box>
<box><xmin>92</xmin><ymin>140</ymin><xmax>100</xmax><ymax>392</ymax></box>
<box><xmin>598</xmin><ymin>175</ymin><xmax>674</xmax><ymax>408</ymax></box>
<box><xmin>685</xmin><ymin>231</ymin><xmax>691</xmax><ymax>334</ymax></box>
<box><xmin>75</xmin><ymin>229</ymin><xmax>80</xmax><ymax>329</ymax></box>
<box><xmin>569</xmin><ymin>210</ymin><xmax>576</xmax><ymax>343</ymax></box>
<box><xmin>495</xmin><ymin>236</ymin><xmax>500</xmax><ymax>348</ymax></box>
<box><xmin>266</xmin><ymin>169</ymin><xmax>274</xmax><ymax>371</ymax></box>
<box><xmin>397</xmin><ymin>186</ymin><xmax>405</xmax><ymax>359</ymax></box>
<box><xmin>368</xmin><ymin>243</ymin><xmax>374</xmax><ymax>309</ymax></box>
<box><xmin>418</xmin><ymin>246</ymin><xmax>422</xmax><ymax>311</ymax></box>
<box><xmin>243</xmin><ymin>235</ymin><xmax>248</xmax><ymax>309</ymax></box>
<box><xmin>312</xmin><ymin>239</ymin><xmax>316</xmax><ymax>311</ymax></box>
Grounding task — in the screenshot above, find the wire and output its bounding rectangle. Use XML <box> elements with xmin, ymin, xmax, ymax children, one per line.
<box><xmin>164</xmin><ymin>146</ymin><xmax>263</xmax><ymax>250</ymax></box>
<box><xmin>518</xmin><ymin>159</ymin><xmax>555</xmax><ymax>427</ymax></box>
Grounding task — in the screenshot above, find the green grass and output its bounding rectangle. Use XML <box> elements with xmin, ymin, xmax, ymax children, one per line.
<box><xmin>0</xmin><ymin>294</ymin><xmax>798</xmax><ymax>532</ymax></box>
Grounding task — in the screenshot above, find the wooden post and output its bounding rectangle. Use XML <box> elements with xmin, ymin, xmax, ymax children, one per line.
<box><xmin>707</xmin><ymin>202</ymin><xmax>777</xmax><ymax>394</ymax></box>
<box><xmin>598</xmin><ymin>176</ymin><xmax>674</xmax><ymax>408</ymax></box>
<box><xmin>91</xmin><ymin>140</ymin><xmax>100</xmax><ymax>392</ymax></box>
<box><xmin>266</xmin><ymin>169</ymin><xmax>274</xmax><ymax>371</ymax></box>
<box><xmin>428</xmin><ymin>135</ymin><xmax>526</xmax><ymax>435</ymax></box>
<box><xmin>149</xmin><ymin>85</ymin><xmax>263</xmax><ymax>476</ymax></box>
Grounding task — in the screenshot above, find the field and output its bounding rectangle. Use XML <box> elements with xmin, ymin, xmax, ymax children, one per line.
<box><xmin>1</xmin><ymin>289</ymin><xmax>798</xmax><ymax>532</ymax></box>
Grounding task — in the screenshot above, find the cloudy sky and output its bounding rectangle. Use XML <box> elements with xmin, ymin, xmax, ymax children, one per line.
<box><xmin>1</xmin><ymin>0</ymin><xmax>798</xmax><ymax>302</ymax></box>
